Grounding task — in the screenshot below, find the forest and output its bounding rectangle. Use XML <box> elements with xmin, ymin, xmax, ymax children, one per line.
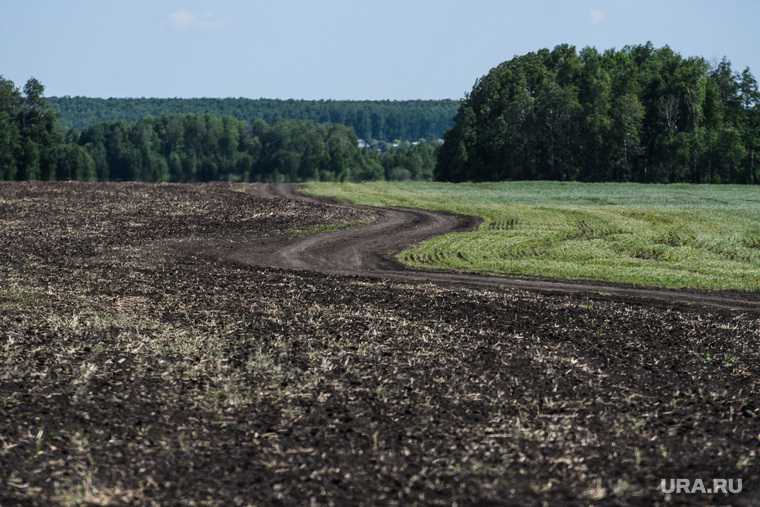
<box><xmin>48</xmin><ymin>97</ymin><xmax>458</xmax><ymax>142</ymax></box>
<box><xmin>76</xmin><ymin>116</ymin><xmax>437</xmax><ymax>182</ymax></box>
<box><xmin>0</xmin><ymin>76</ymin><xmax>437</xmax><ymax>182</ymax></box>
<box><xmin>437</xmin><ymin>43</ymin><xmax>760</xmax><ymax>183</ymax></box>
<box><xmin>0</xmin><ymin>77</ymin><xmax>93</xmax><ymax>181</ymax></box>
<box><xmin>4</xmin><ymin>43</ymin><xmax>760</xmax><ymax>185</ymax></box>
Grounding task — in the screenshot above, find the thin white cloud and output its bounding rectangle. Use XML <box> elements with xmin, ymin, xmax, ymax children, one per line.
<box><xmin>589</xmin><ymin>8</ymin><xmax>607</xmax><ymax>25</ymax></box>
<box><xmin>168</xmin><ymin>9</ymin><xmax>223</xmax><ymax>31</ymax></box>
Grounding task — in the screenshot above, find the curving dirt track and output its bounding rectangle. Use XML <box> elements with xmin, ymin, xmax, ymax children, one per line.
<box><xmin>239</xmin><ymin>183</ymin><xmax>760</xmax><ymax>313</ymax></box>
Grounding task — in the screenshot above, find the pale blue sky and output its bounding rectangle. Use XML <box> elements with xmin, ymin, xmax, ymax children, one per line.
<box><xmin>1</xmin><ymin>0</ymin><xmax>758</xmax><ymax>99</ymax></box>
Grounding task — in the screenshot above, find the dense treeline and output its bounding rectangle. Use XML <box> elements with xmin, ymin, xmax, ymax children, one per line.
<box><xmin>9</xmin><ymin>42</ymin><xmax>760</xmax><ymax>186</ymax></box>
<box><xmin>438</xmin><ymin>43</ymin><xmax>760</xmax><ymax>183</ymax></box>
<box><xmin>77</xmin><ymin>115</ymin><xmax>387</xmax><ymax>182</ymax></box>
<box><xmin>1</xmin><ymin>76</ymin><xmax>436</xmax><ymax>182</ymax></box>
<box><xmin>75</xmin><ymin>116</ymin><xmax>438</xmax><ymax>182</ymax></box>
<box><xmin>0</xmin><ymin>77</ymin><xmax>96</xmax><ymax>181</ymax></box>
<box><xmin>376</xmin><ymin>142</ymin><xmax>437</xmax><ymax>181</ymax></box>
<box><xmin>48</xmin><ymin>97</ymin><xmax>458</xmax><ymax>142</ymax></box>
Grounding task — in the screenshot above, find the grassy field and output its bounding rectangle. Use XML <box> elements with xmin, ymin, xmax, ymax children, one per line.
<box><xmin>305</xmin><ymin>181</ymin><xmax>760</xmax><ymax>291</ymax></box>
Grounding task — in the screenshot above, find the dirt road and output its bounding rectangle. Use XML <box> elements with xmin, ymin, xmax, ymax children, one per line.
<box><xmin>238</xmin><ymin>183</ymin><xmax>760</xmax><ymax>312</ymax></box>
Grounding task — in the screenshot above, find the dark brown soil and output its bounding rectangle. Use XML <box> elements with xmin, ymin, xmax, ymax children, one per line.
<box><xmin>1</xmin><ymin>181</ymin><xmax>758</xmax><ymax>506</ymax></box>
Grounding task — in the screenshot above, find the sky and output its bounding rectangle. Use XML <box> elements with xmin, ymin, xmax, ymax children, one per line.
<box><xmin>1</xmin><ymin>0</ymin><xmax>758</xmax><ymax>100</ymax></box>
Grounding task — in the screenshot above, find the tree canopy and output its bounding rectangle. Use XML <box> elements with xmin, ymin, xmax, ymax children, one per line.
<box><xmin>48</xmin><ymin>97</ymin><xmax>458</xmax><ymax>142</ymax></box>
<box><xmin>5</xmin><ymin>45</ymin><xmax>760</xmax><ymax>187</ymax></box>
<box><xmin>0</xmin><ymin>76</ymin><xmax>96</xmax><ymax>181</ymax></box>
<box><xmin>73</xmin><ymin>115</ymin><xmax>437</xmax><ymax>183</ymax></box>
<box><xmin>1</xmin><ymin>75</ymin><xmax>437</xmax><ymax>183</ymax></box>
<box><xmin>437</xmin><ymin>43</ymin><xmax>760</xmax><ymax>184</ymax></box>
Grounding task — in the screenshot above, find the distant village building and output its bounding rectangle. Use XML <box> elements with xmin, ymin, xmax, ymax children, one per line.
<box><xmin>357</xmin><ymin>137</ymin><xmax>444</xmax><ymax>151</ymax></box>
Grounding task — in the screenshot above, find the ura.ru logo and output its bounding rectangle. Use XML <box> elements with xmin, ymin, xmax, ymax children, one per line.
<box><xmin>660</xmin><ymin>478</ymin><xmax>743</xmax><ymax>495</ymax></box>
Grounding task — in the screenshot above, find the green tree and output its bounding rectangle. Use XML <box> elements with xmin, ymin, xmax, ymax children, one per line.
<box><xmin>0</xmin><ymin>77</ymin><xmax>21</xmax><ymax>180</ymax></box>
<box><xmin>436</xmin><ymin>43</ymin><xmax>759</xmax><ymax>184</ymax></box>
<box><xmin>54</xmin><ymin>144</ymin><xmax>95</xmax><ymax>180</ymax></box>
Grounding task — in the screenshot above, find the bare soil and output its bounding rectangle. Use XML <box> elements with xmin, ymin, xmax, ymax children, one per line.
<box><xmin>1</xmin><ymin>181</ymin><xmax>758</xmax><ymax>506</ymax></box>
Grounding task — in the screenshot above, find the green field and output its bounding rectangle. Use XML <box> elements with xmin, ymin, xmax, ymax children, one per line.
<box><xmin>304</xmin><ymin>181</ymin><xmax>760</xmax><ymax>291</ymax></box>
